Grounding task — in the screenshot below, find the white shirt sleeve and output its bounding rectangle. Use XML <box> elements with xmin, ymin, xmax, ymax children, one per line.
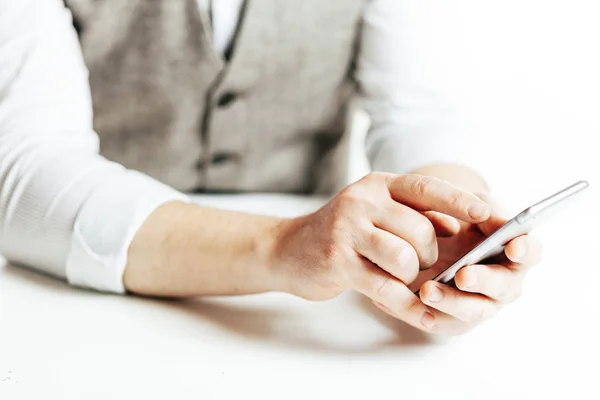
<box><xmin>0</xmin><ymin>0</ymin><xmax>190</xmax><ymax>293</ymax></box>
<box><xmin>357</xmin><ymin>0</ymin><xmax>483</xmax><ymax>175</ymax></box>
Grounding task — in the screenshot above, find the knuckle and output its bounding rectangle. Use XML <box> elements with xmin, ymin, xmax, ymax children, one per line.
<box><xmin>363</xmin><ymin>171</ymin><xmax>386</xmax><ymax>183</ymax></box>
<box><xmin>374</xmin><ymin>276</ymin><xmax>395</xmax><ymax>299</ymax></box>
<box><xmin>448</xmin><ymin>190</ymin><xmax>466</xmax><ymax>210</ymax></box>
<box><xmin>395</xmin><ymin>244</ymin><xmax>419</xmax><ymax>283</ymax></box>
<box><xmin>412</xmin><ymin>219</ymin><xmax>437</xmax><ymax>267</ymax></box>
<box><xmin>400</xmin><ymin>297</ymin><xmax>422</xmax><ymax>316</ymax></box>
<box><xmin>411</xmin><ymin>175</ymin><xmax>435</xmax><ymax>197</ymax></box>
<box><xmin>338</xmin><ymin>185</ymin><xmax>363</xmax><ymax>206</ymax></box>
<box><xmin>367</xmin><ymin>229</ymin><xmax>384</xmax><ymax>250</ymax></box>
<box><xmin>413</xmin><ymin>218</ymin><xmax>436</xmax><ymax>246</ymax></box>
<box><xmin>337</xmin><ymin>185</ymin><xmax>373</xmax><ymax>214</ymax></box>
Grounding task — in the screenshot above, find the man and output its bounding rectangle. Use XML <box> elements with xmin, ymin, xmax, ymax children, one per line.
<box><xmin>0</xmin><ymin>0</ymin><xmax>540</xmax><ymax>335</ymax></box>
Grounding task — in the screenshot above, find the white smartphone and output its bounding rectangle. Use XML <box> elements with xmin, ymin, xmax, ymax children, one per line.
<box><xmin>416</xmin><ymin>180</ymin><xmax>589</xmax><ymax>296</ymax></box>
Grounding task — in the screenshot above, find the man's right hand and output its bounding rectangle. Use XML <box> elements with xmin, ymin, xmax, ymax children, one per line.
<box><xmin>270</xmin><ymin>172</ymin><xmax>491</xmax><ymax>332</ymax></box>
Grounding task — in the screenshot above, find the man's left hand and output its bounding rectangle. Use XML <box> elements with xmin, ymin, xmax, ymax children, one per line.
<box><xmin>387</xmin><ymin>193</ymin><xmax>543</xmax><ymax>335</ymax></box>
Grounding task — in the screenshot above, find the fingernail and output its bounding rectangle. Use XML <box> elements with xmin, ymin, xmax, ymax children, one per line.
<box><xmin>463</xmin><ymin>270</ymin><xmax>478</xmax><ymax>289</ymax></box>
<box><xmin>468</xmin><ymin>201</ymin><xmax>490</xmax><ymax>220</ymax></box>
<box><xmin>511</xmin><ymin>241</ymin><xmax>526</xmax><ymax>261</ymax></box>
<box><xmin>421</xmin><ymin>312</ymin><xmax>436</xmax><ymax>329</ymax></box>
<box><xmin>427</xmin><ymin>285</ymin><xmax>444</xmax><ymax>303</ymax></box>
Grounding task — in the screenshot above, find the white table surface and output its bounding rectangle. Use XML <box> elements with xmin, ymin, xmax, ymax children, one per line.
<box><xmin>1</xmin><ymin>185</ymin><xmax>598</xmax><ymax>400</ymax></box>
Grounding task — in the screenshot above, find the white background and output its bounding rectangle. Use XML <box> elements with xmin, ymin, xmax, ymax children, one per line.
<box><xmin>2</xmin><ymin>1</ymin><xmax>599</xmax><ymax>399</ymax></box>
<box><xmin>346</xmin><ymin>0</ymin><xmax>600</xmax><ymax>205</ymax></box>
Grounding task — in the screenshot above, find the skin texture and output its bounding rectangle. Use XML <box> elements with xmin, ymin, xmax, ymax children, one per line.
<box><xmin>124</xmin><ymin>163</ymin><xmax>542</xmax><ymax>336</ymax></box>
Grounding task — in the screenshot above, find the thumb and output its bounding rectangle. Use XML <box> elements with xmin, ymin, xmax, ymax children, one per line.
<box><xmin>474</xmin><ymin>192</ymin><xmax>512</xmax><ymax>236</ymax></box>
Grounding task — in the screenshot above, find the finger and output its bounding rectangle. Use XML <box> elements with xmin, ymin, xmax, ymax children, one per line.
<box><xmin>477</xmin><ymin>213</ymin><xmax>509</xmax><ymax>237</ymax></box>
<box><xmin>354</xmin><ymin>227</ymin><xmax>420</xmax><ymax>285</ymax></box>
<box><xmin>454</xmin><ymin>264</ymin><xmax>523</xmax><ymax>303</ymax></box>
<box><xmin>372</xmin><ymin>299</ymin><xmax>474</xmax><ymax>336</ymax></box>
<box><xmin>373</xmin><ymin>203</ymin><xmax>438</xmax><ymax>268</ymax></box>
<box><xmin>504</xmin><ymin>234</ymin><xmax>542</xmax><ymax>267</ymax></box>
<box><xmin>351</xmin><ymin>259</ymin><xmax>437</xmax><ymax>332</ymax></box>
<box><xmin>420</xmin><ymin>280</ymin><xmax>498</xmax><ymax>323</ymax></box>
<box><xmin>421</xmin><ymin>211</ymin><xmax>460</xmax><ymax>237</ymax></box>
<box><xmin>388</xmin><ymin>175</ymin><xmax>491</xmax><ymax>224</ymax></box>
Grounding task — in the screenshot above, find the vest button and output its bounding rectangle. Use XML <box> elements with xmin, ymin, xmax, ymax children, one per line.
<box><xmin>210</xmin><ymin>152</ymin><xmax>238</xmax><ymax>165</ymax></box>
<box><xmin>216</xmin><ymin>92</ymin><xmax>237</xmax><ymax>107</ymax></box>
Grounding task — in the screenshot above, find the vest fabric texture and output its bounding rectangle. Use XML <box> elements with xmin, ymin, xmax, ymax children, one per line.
<box><xmin>64</xmin><ymin>0</ymin><xmax>366</xmax><ymax>193</ymax></box>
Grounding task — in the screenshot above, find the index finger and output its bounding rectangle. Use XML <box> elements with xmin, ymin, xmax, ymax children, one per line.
<box><xmin>388</xmin><ymin>175</ymin><xmax>491</xmax><ymax>223</ymax></box>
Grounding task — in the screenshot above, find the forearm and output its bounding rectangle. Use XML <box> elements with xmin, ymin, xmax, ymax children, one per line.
<box><xmin>124</xmin><ymin>201</ymin><xmax>287</xmax><ymax>297</ymax></box>
<box><xmin>123</xmin><ymin>164</ymin><xmax>487</xmax><ymax>298</ymax></box>
<box><xmin>410</xmin><ymin>163</ymin><xmax>488</xmax><ymax>194</ymax></box>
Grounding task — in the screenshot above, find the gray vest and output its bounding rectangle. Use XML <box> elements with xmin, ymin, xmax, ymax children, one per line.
<box><xmin>64</xmin><ymin>0</ymin><xmax>366</xmax><ymax>193</ymax></box>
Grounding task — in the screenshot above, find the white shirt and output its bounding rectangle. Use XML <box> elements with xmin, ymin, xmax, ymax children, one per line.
<box><xmin>0</xmin><ymin>0</ymin><xmax>471</xmax><ymax>293</ymax></box>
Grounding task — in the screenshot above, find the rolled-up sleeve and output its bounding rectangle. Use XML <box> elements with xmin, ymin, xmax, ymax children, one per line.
<box><xmin>0</xmin><ymin>0</ymin><xmax>189</xmax><ymax>293</ymax></box>
<box><xmin>356</xmin><ymin>0</ymin><xmax>484</xmax><ymax>175</ymax></box>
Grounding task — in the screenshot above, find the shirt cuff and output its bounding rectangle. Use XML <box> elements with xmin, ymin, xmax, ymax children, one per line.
<box><xmin>65</xmin><ymin>170</ymin><xmax>190</xmax><ymax>294</ymax></box>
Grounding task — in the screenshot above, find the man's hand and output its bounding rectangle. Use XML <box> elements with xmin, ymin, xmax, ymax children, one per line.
<box><xmin>126</xmin><ymin>169</ymin><xmax>533</xmax><ymax>337</ymax></box>
<box><xmin>124</xmin><ymin>171</ymin><xmax>488</xmax><ymax>303</ymax></box>
<box><xmin>271</xmin><ymin>172</ymin><xmax>491</xmax><ymax>332</ymax></box>
<box><xmin>400</xmin><ymin>193</ymin><xmax>543</xmax><ymax>335</ymax></box>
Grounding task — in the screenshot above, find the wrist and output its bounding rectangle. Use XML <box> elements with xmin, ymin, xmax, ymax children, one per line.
<box><xmin>263</xmin><ymin>216</ymin><xmax>309</xmax><ymax>297</ymax></box>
